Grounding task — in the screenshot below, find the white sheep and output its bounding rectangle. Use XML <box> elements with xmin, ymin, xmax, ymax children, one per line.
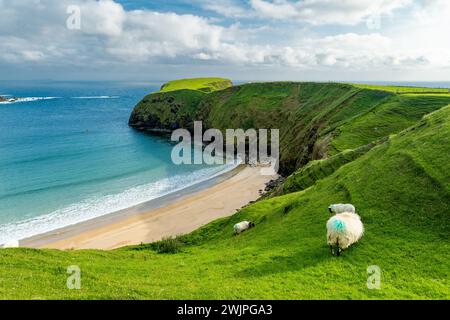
<box><xmin>1</xmin><ymin>240</ymin><xmax>20</xmax><ymax>248</ymax></box>
<box><xmin>326</xmin><ymin>212</ymin><xmax>364</xmax><ymax>256</ymax></box>
<box><xmin>328</xmin><ymin>203</ymin><xmax>356</xmax><ymax>214</ymax></box>
<box><xmin>233</xmin><ymin>221</ymin><xmax>255</xmax><ymax>235</ymax></box>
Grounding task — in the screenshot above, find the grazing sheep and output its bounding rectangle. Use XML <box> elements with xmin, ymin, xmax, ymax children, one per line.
<box><xmin>326</xmin><ymin>212</ymin><xmax>364</xmax><ymax>256</ymax></box>
<box><xmin>328</xmin><ymin>203</ymin><xmax>356</xmax><ymax>214</ymax></box>
<box><xmin>1</xmin><ymin>240</ymin><xmax>20</xmax><ymax>248</ymax></box>
<box><xmin>233</xmin><ymin>221</ymin><xmax>255</xmax><ymax>235</ymax></box>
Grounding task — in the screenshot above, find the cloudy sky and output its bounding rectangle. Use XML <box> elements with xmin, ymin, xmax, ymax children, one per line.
<box><xmin>1</xmin><ymin>0</ymin><xmax>449</xmax><ymax>81</ymax></box>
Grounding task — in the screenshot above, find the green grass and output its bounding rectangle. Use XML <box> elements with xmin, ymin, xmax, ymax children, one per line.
<box><xmin>277</xmin><ymin>139</ymin><xmax>386</xmax><ymax>195</ymax></box>
<box><xmin>353</xmin><ymin>84</ymin><xmax>449</xmax><ymax>94</ymax></box>
<box><xmin>151</xmin><ymin>236</ymin><xmax>185</xmax><ymax>254</ymax></box>
<box><xmin>159</xmin><ymin>78</ymin><xmax>232</xmax><ymax>93</ymax></box>
<box><xmin>330</xmin><ymin>94</ymin><xmax>450</xmax><ymax>154</ymax></box>
<box><xmin>1</xmin><ymin>106</ymin><xmax>450</xmax><ymax>299</ymax></box>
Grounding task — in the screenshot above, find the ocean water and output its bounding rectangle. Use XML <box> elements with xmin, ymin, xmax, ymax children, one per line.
<box><xmin>0</xmin><ymin>81</ymin><xmax>235</xmax><ymax>244</ymax></box>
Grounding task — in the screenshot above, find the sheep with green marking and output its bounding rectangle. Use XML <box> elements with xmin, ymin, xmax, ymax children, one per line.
<box><xmin>326</xmin><ymin>211</ymin><xmax>364</xmax><ymax>256</ymax></box>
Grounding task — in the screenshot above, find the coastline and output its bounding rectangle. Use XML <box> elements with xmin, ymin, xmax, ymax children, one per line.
<box><xmin>21</xmin><ymin>165</ymin><xmax>276</xmax><ymax>250</ymax></box>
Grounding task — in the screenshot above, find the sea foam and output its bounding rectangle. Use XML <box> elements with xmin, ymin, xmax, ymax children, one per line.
<box><xmin>0</xmin><ymin>97</ymin><xmax>60</xmax><ymax>104</ymax></box>
<box><xmin>71</xmin><ymin>96</ymin><xmax>120</xmax><ymax>99</ymax></box>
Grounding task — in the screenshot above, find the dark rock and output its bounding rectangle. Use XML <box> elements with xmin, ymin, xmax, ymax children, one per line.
<box><xmin>0</xmin><ymin>96</ymin><xmax>18</xmax><ymax>103</ymax></box>
<box><xmin>264</xmin><ymin>177</ymin><xmax>286</xmax><ymax>192</ymax></box>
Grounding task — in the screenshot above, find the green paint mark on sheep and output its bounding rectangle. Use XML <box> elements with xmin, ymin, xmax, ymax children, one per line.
<box><xmin>331</xmin><ymin>219</ymin><xmax>346</xmax><ymax>232</ymax></box>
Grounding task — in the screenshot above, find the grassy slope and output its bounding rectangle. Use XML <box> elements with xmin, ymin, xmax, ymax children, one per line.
<box><xmin>330</xmin><ymin>94</ymin><xmax>450</xmax><ymax>154</ymax></box>
<box><xmin>1</xmin><ymin>105</ymin><xmax>449</xmax><ymax>300</ymax></box>
<box><xmin>276</xmin><ymin>139</ymin><xmax>386</xmax><ymax>196</ymax></box>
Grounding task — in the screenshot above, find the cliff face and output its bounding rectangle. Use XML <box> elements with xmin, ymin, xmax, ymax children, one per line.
<box><xmin>129</xmin><ymin>80</ymin><xmax>450</xmax><ymax>176</ymax></box>
<box><xmin>129</xmin><ymin>89</ymin><xmax>206</xmax><ymax>132</ymax></box>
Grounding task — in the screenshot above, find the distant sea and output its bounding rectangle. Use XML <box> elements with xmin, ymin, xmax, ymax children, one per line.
<box><xmin>0</xmin><ymin>81</ymin><xmax>236</xmax><ymax>244</ymax></box>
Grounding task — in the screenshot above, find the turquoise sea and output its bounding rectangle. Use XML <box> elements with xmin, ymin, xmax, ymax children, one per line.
<box><xmin>0</xmin><ymin>81</ymin><xmax>235</xmax><ymax>244</ymax></box>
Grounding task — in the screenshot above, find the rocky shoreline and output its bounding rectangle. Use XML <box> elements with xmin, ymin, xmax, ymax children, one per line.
<box><xmin>0</xmin><ymin>96</ymin><xmax>18</xmax><ymax>103</ymax></box>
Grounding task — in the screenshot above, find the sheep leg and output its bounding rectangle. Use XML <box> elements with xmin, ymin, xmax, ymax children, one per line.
<box><xmin>335</xmin><ymin>239</ymin><xmax>340</xmax><ymax>257</ymax></box>
<box><xmin>329</xmin><ymin>245</ymin><xmax>334</xmax><ymax>256</ymax></box>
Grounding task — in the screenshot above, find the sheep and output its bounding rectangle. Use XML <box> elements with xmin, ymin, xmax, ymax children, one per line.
<box><xmin>328</xmin><ymin>203</ymin><xmax>356</xmax><ymax>214</ymax></box>
<box><xmin>326</xmin><ymin>212</ymin><xmax>364</xmax><ymax>256</ymax></box>
<box><xmin>233</xmin><ymin>221</ymin><xmax>255</xmax><ymax>235</ymax></box>
<box><xmin>1</xmin><ymin>240</ymin><xmax>20</xmax><ymax>248</ymax></box>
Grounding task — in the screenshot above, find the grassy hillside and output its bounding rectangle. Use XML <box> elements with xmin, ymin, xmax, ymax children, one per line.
<box><xmin>275</xmin><ymin>139</ymin><xmax>386</xmax><ymax>196</ymax></box>
<box><xmin>197</xmin><ymin>82</ymin><xmax>395</xmax><ymax>174</ymax></box>
<box><xmin>328</xmin><ymin>94</ymin><xmax>450</xmax><ymax>154</ymax></box>
<box><xmin>1</xmin><ymin>105</ymin><xmax>449</xmax><ymax>299</ymax></box>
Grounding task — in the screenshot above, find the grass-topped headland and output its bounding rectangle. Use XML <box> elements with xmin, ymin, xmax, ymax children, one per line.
<box><xmin>1</xmin><ymin>79</ymin><xmax>449</xmax><ymax>299</ymax></box>
<box><xmin>129</xmin><ymin>77</ymin><xmax>233</xmax><ymax>133</ymax></box>
<box><xmin>158</xmin><ymin>77</ymin><xmax>233</xmax><ymax>93</ymax></box>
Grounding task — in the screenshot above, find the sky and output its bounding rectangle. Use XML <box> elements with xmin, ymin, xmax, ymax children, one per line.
<box><xmin>0</xmin><ymin>0</ymin><xmax>449</xmax><ymax>81</ymax></box>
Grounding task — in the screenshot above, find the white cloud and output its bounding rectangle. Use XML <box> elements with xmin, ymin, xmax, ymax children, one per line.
<box><xmin>198</xmin><ymin>0</ymin><xmax>250</xmax><ymax>18</ymax></box>
<box><xmin>80</xmin><ymin>0</ymin><xmax>125</xmax><ymax>36</ymax></box>
<box><xmin>250</xmin><ymin>0</ymin><xmax>413</xmax><ymax>25</ymax></box>
<box><xmin>251</xmin><ymin>0</ymin><xmax>300</xmax><ymax>19</ymax></box>
<box><xmin>107</xmin><ymin>11</ymin><xmax>225</xmax><ymax>60</ymax></box>
<box><xmin>21</xmin><ymin>50</ymin><xmax>46</xmax><ymax>62</ymax></box>
<box><xmin>0</xmin><ymin>0</ymin><xmax>448</xmax><ymax>80</ymax></box>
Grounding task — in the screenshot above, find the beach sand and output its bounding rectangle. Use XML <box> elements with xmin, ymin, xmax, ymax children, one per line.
<box><xmin>22</xmin><ymin>166</ymin><xmax>276</xmax><ymax>250</ymax></box>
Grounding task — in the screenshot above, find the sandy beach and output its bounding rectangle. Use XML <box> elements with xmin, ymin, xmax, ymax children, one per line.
<box><xmin>22</xmin><ymin>166</ymin><xmax>276</xmax><ymax>250</ymax></box>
